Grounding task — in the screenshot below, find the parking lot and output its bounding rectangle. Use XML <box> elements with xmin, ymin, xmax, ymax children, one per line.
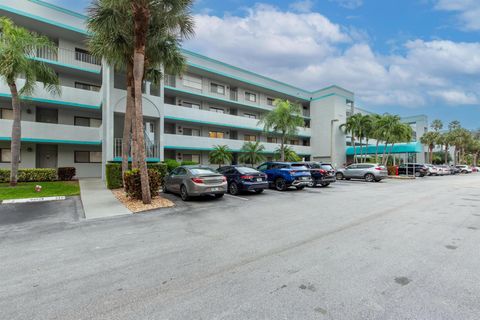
<box><xmin>1</xmin><ymin>174</ymin><xmax>480</xmax><ymax>319</ymax></box>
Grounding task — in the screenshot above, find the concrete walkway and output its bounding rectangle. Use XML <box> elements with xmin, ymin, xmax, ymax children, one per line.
<box><xmin>79</xmin><ymin>178</ymin><xmax>131</xmax><ymax>219</ymax></box>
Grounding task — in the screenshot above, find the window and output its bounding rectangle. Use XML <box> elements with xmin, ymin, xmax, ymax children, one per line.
<box><xmin>267</xmin><ymin>97</ymin><xmax>275</xmax><ymax>106</ymax></box>
<box><xmin>245</xmin><ymin>92</ymin><xmax>257</xmax><ymax>102</ymax></box>
<box><xmin>189</xmin><ymin>168</ymin><xmax>216</xmax><ymax>175</ymax></box>
<box><xmin>0</xmin><ymin>148</ymin><xmax>12</xmax><ymax>162</ymax></box>
<box><xmin>243</xmin><ymin>113</ymin><xmax>257</xmax><ymax>119</ymax></box>
<box><xmin>75</xmin><ymin>82</ymin><xmax>101</xmax><ymax>92</ymax></box>
<box><xmin>183</xmin><ymin>154</ymin><xmax>200</xmax><ymax>163</ymax></box>
<box><xmin>210</xmin><ymin>107</ymin><xmax>225</xmax><ymax>114</ymax></box>
<box><xmin>74</xmin><ymin>117</ymin><xmax>102</xmax><ymax>128</ymax></box>
<box><xmin>0</xmin><ymin>108</ymin><xmax>13</xmax><ymax>120</ymax></box>
<box><xmin>182</xmin><ymin>128</ymin><xmax>200</xmax><ymax>136</ymax></box>
<box><xmin>257</xmin><ymin>164</ymin><xmax>268</xmax><ymax>171</ymax></box>
<box><xmin>181</xmin><ymin>101</ymin><xmax>201</xmax><ymax>109</ymax></box>
<box><xmin>209</xmin><ymin>131</ymin><xmax>224</xmax><ymax>139</ymax></box>
<box><xmin>244</xmin><ymin>134</ymin><xmax>257</xmax><ymax>142</ymax></box>
<box><xmin>182</xmin><ymin>74</ymin><xmax>202</xmax><ymax>90</ymax></box>
<box><xmin>267</xmin><ymin>136</ymin><xmax>278</xmax><ymax>143</ymax></box>
<box><xmin>210</xmin><ymin>83</ymin><xmax>225</xmax><ymax>95</ymax></box>
<box><xmin>74</xmin><ymin>151</ymin><xmax>102</xmax><ymax>163</ymax></box>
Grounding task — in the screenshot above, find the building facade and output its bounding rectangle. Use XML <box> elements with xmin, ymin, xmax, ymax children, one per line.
<box><xmin>0</xmin><ymin>0</ymin><xmax>429</xmax><ymax>179</ymax></box>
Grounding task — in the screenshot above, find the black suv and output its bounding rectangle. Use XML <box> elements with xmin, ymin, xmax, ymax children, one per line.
<box><xmin>398</xmin><ymin>163</ymin><xmax>428</xmax><ymax>177</ymax></box>
<box><xmin>292</xmin><ymin>162</ymin><xmax>336</xmax><ymax>187</ymax></box>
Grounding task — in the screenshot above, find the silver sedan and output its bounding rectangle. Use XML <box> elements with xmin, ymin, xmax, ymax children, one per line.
<box><xmin>164</xmin><ymin>166</ymin><xmax>227</xmax><ymax>201</ymax></box>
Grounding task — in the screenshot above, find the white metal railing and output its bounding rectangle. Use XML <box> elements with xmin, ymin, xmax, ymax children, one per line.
<box><xmin>164</xmin><ymin>74</ymin><xmax>176</xmax><ymax>87</ymax></box>
<box><xmin>29</xmin><ymin>46</ymin><xmax>101</xmax><ymax>70</ymax></box>
<box><xmin>114</xmin><ymin>138</ymin><xmax>160</xmax><ymax>159</ymax></box>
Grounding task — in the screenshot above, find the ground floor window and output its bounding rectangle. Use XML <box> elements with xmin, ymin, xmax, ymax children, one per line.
<box><xmin>0</xmin><ymin>108</ymin><xmax>13</xmax><ymax>120</ymax></box>
<box><xmin>74</xmin><ymin>151</ymin><xmax>102</xmax><ymax>163</ymax></box>
<box><xmin>183</xmin><ymin>154</ymin><xmax>200</xmax><ymax>163</ymax></box>
<box><xmin>0</xmin><ymin>148</ymin><xmax>12</xmax><ymax>162</ymax></box>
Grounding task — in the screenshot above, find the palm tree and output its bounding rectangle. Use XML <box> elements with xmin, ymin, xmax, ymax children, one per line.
<box><xmin>238</xmin><ymin>141</ymin><xmax>266</xmax><ymax>167</ymax></box>
<box><xmin>209</xmin><ymin>145</ymin><xmax>233</xmax><ymax>168</ymax></box>
<box><xmin>370</xmin><ymin>114</ymin><xmax>386</xmax><ymax>163</ymax></box>
<box><xmin>448</xmin><ymin>120</ymin><xmax>461</xmax><ymax>131</ymax></box>
<box><xmin>259</xmin><ymin>99</ymin><xmax>304</xmax><ymax>161</ymax></box>
<box><xmin>377</xmin><ymin>114</ymin><xmax>402</xmax><ymax>165</ymax></box>
<box><xmin>358</xmin><ymin>114</ymin><xmax>373</xmax><ymax>163</ymax></box>
<box><xmin>274</xmin><ymin>145</ymin><xmax>301</xmax><ymax>162</ymax></box>
<box><xmin>420</xmin><ymin>131</ymin><xmax>440</xmax><ymax>164</ymax></box>
<box><xmin>431</xmin><ymin>119</ymin><xmax>443</xmax><ymax>132</ymax></box>
<box><xmin>384</xmin><ymin>123</ymin><xmax>413</xmax><ymax>165</ymax></box>
<box><xmin>438</xmin><ymin>131</ymin><xmax>453</xmax><ymax>164</ymax></box>
<box><xmin>0</xmin><ymin>18</ymin><xmax>60</xmax><ymax>186</ymax></box>
<box><xmin>340</xmin><ymin>113</ymin><xmax>362</xmax><ymax>163</ymax></box>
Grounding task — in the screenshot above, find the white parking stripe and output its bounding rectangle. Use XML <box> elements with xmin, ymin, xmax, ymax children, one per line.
<box><xmin>225</xmin><ymin>194</ymin><xmax>249</xmax><ymax>201</ymax></box>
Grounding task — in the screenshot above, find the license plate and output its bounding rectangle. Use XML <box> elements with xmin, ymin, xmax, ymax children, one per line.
<box><xmin>301</xmin><ymin>177</ymin><xmax>308</xmax><ymax>180</ymax></box>
<box><xmin>211</xmin><ymin>187</ymin><xmax>220</xmax><ymax>191</ymax></box>
<box><xmin>256</xmin><ymin>178</ymin><xmax>262</xmax><ymax>182</ymax></box>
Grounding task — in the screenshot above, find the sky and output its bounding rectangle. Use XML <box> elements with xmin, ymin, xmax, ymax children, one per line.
<box><xmin>47</xmin><ymin>0</ymin><xmax>479</xmax><ymax>129</ymax></box>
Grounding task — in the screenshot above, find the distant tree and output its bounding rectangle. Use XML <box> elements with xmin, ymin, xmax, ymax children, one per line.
<box><xmin>420</xmin><ymin>131</ymin><xmax>440</xmax><ymax>164</ymax></box>
<box><xmin>430</xmin><ymin>119</ymin><xmax>443</xmax><ymax>132</ymax></box>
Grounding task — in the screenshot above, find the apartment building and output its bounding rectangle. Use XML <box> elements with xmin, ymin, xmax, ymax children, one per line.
<box><xmin>0</xmin><ymin>0</ymin><xmax>428</xmax><ymax>179</ymax></box>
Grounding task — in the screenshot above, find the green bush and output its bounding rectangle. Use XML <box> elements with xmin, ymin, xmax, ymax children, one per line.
<box><xmin>0</xmin><ymin>168</ymin><xmax>57</xmax><ymax>183</ymax></box>
<box><xmin>164</xmin><ymin>158</ymin><xmax>180</xmax><ymax>172</ymax></box>
<box><xmin>180</xmin><ymin>160</ymin><xmax>198</xmax><ymax>166</ymax></box>
<box><xmin>123</xmin><ymin>169</ymin><xmax>162</xmax><ymax>200</ymax></box>
<box><xmin>58</xmin><ymin>167</ymin><xmax>76</xmax><ymax>181</ymax></box>
<box><xmin>105</xmin><ymin>162</ymin><xmax>168</xmax><ymax>189</ymax></box>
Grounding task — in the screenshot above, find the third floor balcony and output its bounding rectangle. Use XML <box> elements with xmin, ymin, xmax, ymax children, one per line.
<box><xmin>29</xmin><ymin>46</ymin><xmax>102</xmax><ymax>74</ymax></box>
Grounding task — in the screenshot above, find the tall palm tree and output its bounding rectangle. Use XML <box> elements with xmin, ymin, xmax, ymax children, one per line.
<box><xmin>420</xmin><ymin>131</ymin><xmax>440</xmax><ymax>164</ymax></box>
<box><xmin>340</xmin><ymin>113</ymin><xmax>363</xmax><ymax>163</ymax></box>
<box><xmin>370</xmin><ymin>114</ymin><xmax>385</xmax><ymax>163</ymax></box>
<box><xmin>358</xmin><ymin>114</ymin><xmax>373</xmax><ymax>163</ymax></box>
<box><xmin>448</xmin><ymin>120</ymin><xmax>461</xmax><ymax>131</ymax></box>
<box><xmin>384</xmin><ymin>123</ymin><xmax>413</xmax><ymax>165</ymax></box>
<box><xmin>274</xmin><ymin>145</ymin><xmax>301</xmax><ymax>162</ymax></box>
<box><xmin>438</xmin><ymin>131</ymin><xmax>453</xmax><ymax>164</ymax></box>
<box><xmin>259</xmin><ymin>99</ymin><xmax>304</xmax><ymax>161</ymax></box>
<box><xmin>377</xmin><ymin>114</ymin><xmax>402</xmax><ymax>165</ymax></box>
<box><xmin>209</xmin><ymin>145</ymin><xmax>233</xmax><ymax>168</ymax></box>
<box><xmin>238</xmin><ymin>141</ymin><xmax>266</xmax><ymax>167</ymax></box>
<box><xmin>431</xmin><ymin>119</ymin><xmax>443</xmax><ymax>132</ymax></box>
<box><xmin>0</xmin><ymin>18</ymin><xmax>60</xmax><ymax>186</ymax></box>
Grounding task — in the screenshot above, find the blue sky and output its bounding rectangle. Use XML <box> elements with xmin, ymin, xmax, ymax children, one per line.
<box><xmin>48</xmin><ymin>0</ymin><xmax>479</xmax><ymax>129</ymax></box>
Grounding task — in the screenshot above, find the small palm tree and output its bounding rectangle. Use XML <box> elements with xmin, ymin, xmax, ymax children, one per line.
<box><xmin>420</xmin><ymin>131</ymin><xmax>440</xmax><ymax>164</ymax></box>
<box><xmin>209</xmin><ymin>145</ymin><xmax>233</xmax><ymax>168</ymax></box>
<box><xmin>340</xmin><ymin>113</ymin><xmax>363</xmax><ymax>163</ymax></box>
<box><xmin>238</xmin><ymin>141</ymin><xmax>266</xmax><ymax>167</ymax></box>
<box><xmin>0</xmin><ymin>18</ymin><xmax>60</xmax><ymax>186</ymax></box>
<box><xmin>259</xmin><ymin>99</ymin><xmax>304</xmax><ymax>161</ymax></box>
<box><xmin>274</xmin><ymin>145</ymin><xmax>301</xmax><ymax>162</ymax></box>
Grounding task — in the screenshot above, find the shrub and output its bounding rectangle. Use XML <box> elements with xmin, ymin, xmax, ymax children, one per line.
<box><xmin>0</xmin><ymin>168</ymin><xmax>57</xmax><ymax>182</ymax></box>
<box><xmin>123</xmin><ymin>169</ymin><xmax>162</xmax><ymax>200</ymax></box>
<box><xmin>387</xmin><ymin>166</ymin><xmax>398</xmax><ymax>176</ymax></box>
<box><xmin>164</xmin><ymin>158</ymin><xmax>180</xmax><ymax>172</ymax></box>
<box><xmin>58</xmin><ymin>167</ymin><xmax>76</xmax><ymax>181</ymax></box>
<box><xmin>180</xmin><ymin>160</ymin><xmax>198</xmax><ymax>166</ymax></box>
<box><xmin>105</xmin><ymin>162</ymin><xmax>168</xmax><ymax>189</ymax></box>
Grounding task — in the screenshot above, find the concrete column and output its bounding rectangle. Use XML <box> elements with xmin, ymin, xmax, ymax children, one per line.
<box><xmin>101</xmin><ymin>60</ymin><xmax>115</xmax><ymax>180</ymax></box>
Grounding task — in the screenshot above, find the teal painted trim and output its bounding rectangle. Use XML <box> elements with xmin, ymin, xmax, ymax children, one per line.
<box><xmin>310</xmin><ymin>93</ymin><xmax>352</xmax><ymax>102</ymax></box>
<box><xmin>311</xmin><ymin>85</ymin><xmax>354</xmax><ymax>95</ymax></box>
<box><xmin>164</xmin><ymin>115</ymin><xmax>311</xmax><ymax>138</ymax></box>
<box><xmin>164</xmin><ymin>145</ymin><xmax>311</xmax><ymax>156</ymax></box>
<box><xmin>164</xmin><ymin>86</ymin><xmax>311</xmax><ymax>119</ymax></box>
<box><xmin>345</xmin><ymin>142</ymin><xmax>423</xmax><ymax>156</ymax></box>
<box><xmin>28</xmin><ymin>0</ymin><xmax>87</xmax><ymax>19</ymax></box>
<box><xmin>31</xmin><ymin>57</ymin><xmax>101</xmax><ymax>74</ymax></box>
<box><xmin>112</xmin><ymin>157</ymin><xmax>160</xmax><ymax>163</ymax></box>
<box><xmin>0</xmin><ymin>4</ymin><xmax>88</xmax><ymax>35</ymax></box>
<box><xmin>0</xmin><ymin>93</ymin><xmax>101</xmax><ymax>110</ymax></box>
<box><xmin>187</xmin><ymin>62</ymin><xmax>309</xmax><ymax>101</ymax></box>
<box><xmin>0</xmin><ymin>136</ymin><xmax>101</xmax><ymax>145</ymax></box>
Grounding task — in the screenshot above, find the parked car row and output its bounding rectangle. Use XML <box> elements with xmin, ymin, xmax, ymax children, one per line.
<box><xmin>163</xmin><ymin>161</ymin><xmax>477</xmax><ymax>201</ymax></box>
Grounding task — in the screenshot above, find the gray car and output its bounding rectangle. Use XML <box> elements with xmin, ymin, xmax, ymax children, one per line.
<box><xmin>164</xmin><ymin>166</ymin><xmax>227</xmax><ymax>201</ymax></box>
<box><xmin>336</xmin><ymin>163</ymin><xmax>388</xmax><ymax>182</ymax></box>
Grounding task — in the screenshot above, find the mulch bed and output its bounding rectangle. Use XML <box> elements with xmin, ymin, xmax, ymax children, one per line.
<box><xmin>112</xmin><ymin>189</ymin><xmax>174</xmax><ymax>213</ymax></box>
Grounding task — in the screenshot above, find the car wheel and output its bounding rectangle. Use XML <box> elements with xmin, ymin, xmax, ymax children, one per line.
<box><xmin>307</xmin><ymin>180</ymin><xmax>316</xmax><ymax>188</ymax></box>
<box><xmin>320</xmin><ymin>182</ymin><xmax>330</xmax><ymax>187</ymax></box>
<box><xmin>163</xmin><ymin>185</ymin><xmax>169</xmax><ymax>194</ymax></box>
<box><xmin>296</xmin><ymin>186</ymin><xmax>305</xmax><ymax>190</ymax></box>
<box><xmin>275</xmin><ymin>178</ymin><xmax>287</xmax><ymax>191</ymax></box>
<box><xmin>214</xmin><ymin>193</ymin><xmax>224</xmax><ymax>199</ymax></box>
<box><xmin>462</xmin><ymin>170</ymin><xmax>467</xmax><ymax>174</ymax></box>
<box><xmin>229</xmin><ymin>182</ymin><xmax>239</xmax><ymax>195</ymax></box>
<box><xmin>415</xmin><ymin>171</ymin><xmax>421</xmax><ymax>177</ymax></box>
<box><xmin>180</xmin><ymin>185</ymin><xmax>190</xmax><ymax>201</ymax></box>
<box><xmin>254</xmin><ymin>189</ymin><xmax>264</xmax><ymax>194</ymax></box>
<box><xmin>336</xmin><ymin>172</ymin><xmax>344</xmax><ymax>180</ymax></box>
<box><xmin>365</xmin><ymin>173</ymin><xmax>375</xmax><ymax>182</ymax></box>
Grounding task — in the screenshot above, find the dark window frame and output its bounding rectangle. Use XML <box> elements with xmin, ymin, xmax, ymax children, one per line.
<box><xmin>74</xmin><ymin>116</ymin><xmax>102</xmax><ymax>127</ymax></box>
<box><xmin>74</xmin><ymin>151</ymin><xmax>102</xmax><ymax>163</ymax></box>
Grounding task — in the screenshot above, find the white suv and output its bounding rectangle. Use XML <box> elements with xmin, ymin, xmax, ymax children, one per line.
<box><xmin>456</xmin><ymin>165</ymin><xmax>473</xmax><ymax>174</ymax></box>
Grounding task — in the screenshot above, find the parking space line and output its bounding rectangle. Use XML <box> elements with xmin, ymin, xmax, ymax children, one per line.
<box><xmin>225</xmin><ymin>194</ymin><xmax>249</xmax><ymax>201</ymax></box>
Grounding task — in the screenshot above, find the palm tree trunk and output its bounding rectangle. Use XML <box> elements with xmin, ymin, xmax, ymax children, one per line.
<box><xmin>352</xmin><ymin>135</ymin><xmax>357</xmax><ymax>163</ymax></box>
<box><xmin>122</xmin><ymin>62</ymin><xmax>135</xmax><ymax>184</ymax></box>
<box><xmin>365</xmin><ymin>138</ymin><xmax>369</xmax><ymax>163</ymax></box>
<box><xmin>8</xmin><ymin>82</ymin><xmax>21</xmax><ymax>186</ymax></box>
<box><xmin>444</xmin><ymin>144</ymin><xmax>449</xmax><ymax>164</ymax></box>
<box><xmin>375</xmin><ymin>140</ymin><xmax>380</xmax><ymax>163</ymax></box>
<box><xmin>381</xmin><ymin>141</ymin><xmax>388</xmax><ymax>165</ymax></box>
<box><xmin>281</xmin><ymin>133</ymin><xmax>285</xmax><ymax>162</ymax></box>
<box><xmin>429</xmin><ymin>146</ymin><xmax>433</xmax><ymax>164</ymax></box>
<box><xmin>133</xmin><ymin>1</ymin><xmax>151</xmax><ymax>204</ymax></box>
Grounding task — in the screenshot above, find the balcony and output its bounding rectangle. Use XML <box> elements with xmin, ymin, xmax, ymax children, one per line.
<box><xmin>164</xmin><ymin>103</ymin><xmax>311</xmax><ymax>137</ymax></box>
<box><xmin>29</xmin><ymin>46</ymin><xmax>102</xmax><ymax>74</ymax></box>
<box><xmin>0</xmin><ymin>120</ymin><xmax>101</xmax><ymax>144</ymax></box>
<box><xmin>164</xmin><ymin>134</ymin><xmax>312</xmax><ymax>155</ymax></box>
<box><xmin>0</xmin><ymin>79</ymin><xmax>102</xmax><ymax>109</ymax></box>
<box><xmin>113</xmin><ymin>138</ymin><xmax>160</xmax><ymax>160</ymax></box>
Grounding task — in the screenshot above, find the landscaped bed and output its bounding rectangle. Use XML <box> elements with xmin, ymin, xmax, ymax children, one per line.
<box><xmin>112</xmin><ymin>189</ymin><xmax>174</xmax><ymax>213</ymax></box>
<box><xmin>0</xmin><ymin>181</ymin><xmax>80</xmax><ymax>200</ymax></box>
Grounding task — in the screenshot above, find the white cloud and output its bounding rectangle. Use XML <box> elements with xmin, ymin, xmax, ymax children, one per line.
<box><xmin>289</xmin><ymin>0</ymin><xmax>315</xmax><ymax>13</ymax></box>
<box><xmin>434</xmin><ymin>0</ymin><xmax>480</xmax><ymax>31</ymax></box>
<box><xmin>329</xmin><ymin>0</ymin><xmax>363</xmax><ymax>9</ymax></box>
<box><xmin>185</xmin><ymin>4</ymin><xmax>480</xmax><ymax>109</ymax></box>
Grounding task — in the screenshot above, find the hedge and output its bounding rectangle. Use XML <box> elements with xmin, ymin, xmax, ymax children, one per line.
<box><xmin>105</xmin><ymin>162</ymin><xmax>168</xmax><ymax>189</ymax></box>
<box><xmin>164</xmin><ymin>158</ymin><xmax>180</xmax><ymax>172</ymax></box>
<box><xmin>0</xmin><ymin>168</ymin><xmax>57</xmax><ymax>183</ymax></box>
<box><xmin>124</xmin><ymin>169</ymin><xmax>162</xmax><ymax>200</ymax></box>
<box><xmin>58</xmin><ymin>167</ymin><xmax>76</xmax><ymax>181</ymax></box>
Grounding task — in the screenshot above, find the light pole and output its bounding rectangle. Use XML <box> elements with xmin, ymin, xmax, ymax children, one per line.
<box><xmin>330</xmin><ymin>119</ymin><xmax>339</xmax><ymax>166</ymax></box>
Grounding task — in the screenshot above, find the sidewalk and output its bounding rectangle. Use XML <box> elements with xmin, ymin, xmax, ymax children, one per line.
<box><xmin>79</xmin><ymin>178</ymin><xmax>131</xmax><ymax>219</ymax></box>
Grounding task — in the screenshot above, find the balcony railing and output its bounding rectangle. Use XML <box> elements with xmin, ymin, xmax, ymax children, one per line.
<box><xmin>114</xmin><ymin>138</ymin><xmax>160</xmax><ymax>159</ymax></box>
<box><xmin>164</xmin><ymin>74</ymin><xmax>176</xmax><ymax>87</ymax></box>
<box><xmin>29</xmin><ymin>46</ymin><xmax>102</xmax><ymax>72</ymax></box>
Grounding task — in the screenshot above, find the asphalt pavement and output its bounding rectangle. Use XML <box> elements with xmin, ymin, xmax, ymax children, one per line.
<box><xmin>1</xmin><ymin>175</ymin><xmax>479</xmax><ymax>319</ymax></box>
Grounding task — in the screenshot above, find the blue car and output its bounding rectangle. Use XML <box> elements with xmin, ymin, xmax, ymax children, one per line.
<box><xmin>217</xmin><ymin>166</ymin><xmax>269</xmax><ymax>195</ymax></box>
<box><xmin>256</xmin><ymin>162</ymin><xmax>312</xmax><ymax>191</ymax></box>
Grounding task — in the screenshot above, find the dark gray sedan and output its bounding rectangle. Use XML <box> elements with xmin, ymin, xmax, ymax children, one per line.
<box><xmin>164</xmin><ymin>166</ymin><xmax>227</xmax><ymax>201</ymax></box>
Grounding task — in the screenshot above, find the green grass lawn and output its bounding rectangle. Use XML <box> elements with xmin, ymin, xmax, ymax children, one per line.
<box><xmin>0</xmin><ymin>181</ymin><xmax>80</xmax><ymax>200</ymax></box>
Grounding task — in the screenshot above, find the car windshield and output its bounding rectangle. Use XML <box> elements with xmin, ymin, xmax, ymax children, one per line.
<box><xmin>320</xmin><ymin>164</ymin><xmax>334</xmax><ymax>170</ymax></box>
<box><xmin>291</xmin><ymin>163</ymin><xmax>306</xmax><ymax>167</ymax></box>
<box><xmin>237</xmin><ymin>167</ymin><xmax>259</xmax><ymax>174</ymax></box>
<box><xmin>189</xmin><ymin>168</ymin><xmax>217</xmax><ymax>175</ymax></box>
